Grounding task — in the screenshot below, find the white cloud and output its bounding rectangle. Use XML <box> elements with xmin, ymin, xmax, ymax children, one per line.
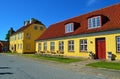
<box><xmin>87</xmin><ymin>0</ymin><xmax>96</xmax><ymax>6</ymax></box>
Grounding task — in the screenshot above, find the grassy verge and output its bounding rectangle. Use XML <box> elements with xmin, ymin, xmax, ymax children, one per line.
<box><xmin>22</xmin><ymin>54</ymin><xmax>82</xmax><ymax>63</ymax></box>
<box><xmin>5</xmin><ymin>52</ymin><xmax>82</xmax><ymax>63</ymax></box>
<box><xmin>86</xmin><ymin>61</ymin><xmax>120</xmax><ymax>70</ymax></box>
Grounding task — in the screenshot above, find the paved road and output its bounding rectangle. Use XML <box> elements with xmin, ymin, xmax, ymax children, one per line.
<box><xmin>0</xmin><ymin>54</ymin><xmax>109</xmax><ymax>79</ymax></box>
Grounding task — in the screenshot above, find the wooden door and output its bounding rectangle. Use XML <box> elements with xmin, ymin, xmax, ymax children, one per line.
<box><xmin>96</xmin><ymin>38</ymin><xmax>106</xmax><ymax>59</ymax></box>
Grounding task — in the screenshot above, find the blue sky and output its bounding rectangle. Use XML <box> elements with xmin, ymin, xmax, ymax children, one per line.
<box><xmin>0</xmin><ymin>0</ymin><xmax>120</xmax><ymax>40</ymax></box>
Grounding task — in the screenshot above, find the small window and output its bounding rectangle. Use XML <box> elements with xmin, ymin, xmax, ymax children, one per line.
<box><xmin>18</xmin><ymin>44</ymin><xmax>19</xmax><ymax>49</ymax></box>
<box><xmin>20</xmin><ymin>44</ymin><xmax>22</xmax><ymax>49</ymax></box>
<box><xmin>80</xmin><ymin>39</ymin><xmax>87</xmax><ymax>52</ymax></box>
<box><xmin>26</xmin><ymin>44</ymin><xmax>30</xmax><ymax>50</ymax></box>
<box><xmin>38</xmin><ymin>43</ymin><xmax>41</xmax><ymax>51</ymax></box>
<box><xmin>116</xmin><ymin>37</ymin><xmax>120</xmax><ymax>52</ymax></box>
<box><xmin>26</xmin><ymin>33</ymin><xmax>30</xmax><ymax>39</ymax></box>
<box><xmin>65</xmin><ymin>23</ymin><xmax>74</xmax><ymax>33</ymax></box>
<box><xmin>50</xmin><ymin>42</ymin><xmax>55</xmax><ymax>51</ymax></box>
<box><xmin>34</xmin><ymin>26</ymin><xmax>38</xmax><ymax>30</ymax></box>
<box><xmin>40</xmin><ymin>26</ymin><xmax>44</xmax><ymax>31</ymax></box>
<box><xmin>44</xmin><ymin>42</ymin><xmax>47</xmax><ymax>51</ymax></box>
<box><xmin>68</xmin><ymin>40</ymin><xmax>74</xmax><ymax>51</ymax></box>
<box><xmin>59</xmin><ymin>41</ymin><xmax>64</xmax><ymax>51</ymax></box>
<box><xmin>88</xmin><ymin>16</ymin><xmax>101</xmax><ymax>29</ymax></box>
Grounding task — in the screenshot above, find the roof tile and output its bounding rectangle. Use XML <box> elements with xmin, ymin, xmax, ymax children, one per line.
<box><xmin>36</xmin><ymin>3</ymin><xmax>120</xmax><ymax>40</ymax></box>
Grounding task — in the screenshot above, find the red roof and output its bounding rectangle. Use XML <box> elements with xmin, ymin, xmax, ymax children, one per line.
<box><xmin>36</xmin><ymin>3</ymin><xmax>120</xmax><ymax>40</ymax></box>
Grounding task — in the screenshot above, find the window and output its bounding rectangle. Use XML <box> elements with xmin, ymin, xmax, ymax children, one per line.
<box><xmin>20</xmin><ymin>44</ymin><xmax>22</xmax><ymax>50</ymax></box>
<box><xmin>18</xmin><ymin>44</ymin><xmax>20</xmax><ymax>49</ymax></box>
<box><xmin>116</xmin><ymin>37</ymin><xmax>120</xmax><ymax>52</ymax></box>
<box><xmin>38</xmin><ymin>43</ymin><xmax>41</xmax><ymax>51</ymax></box>
<box><xmin>26</xmin><ymin>44</ymin><xmax>30</xmax><ymax>50</ymax></box>
<box><xmin>18</xmin><ymin>33</ymin><xmax>22</xmax><ymax>39</ymax></box>
<box><xmin>44</xmin><ymin>42</ymin><xmax>47</xmax><ymax>51</ymax></box>
<box><xmin>88</xmin><ymin>16</ymin><xmax>101</xmax><ymax>29</ymax></box>
<box><xmin>34</xmin><ymin>26</ymin><xmax>37</xmax><ymax>30</ymax></box>
<box><xmin>26</xmin><ymin>33</ymin><xmax>30</xmax><ymax>39</ymax></box>
<box><xmin>50</xmin><ymin>42</ymin><xmax>55</xmax><ymax>51</ymax></box>
<box><xmin>65</xmin><ymin>23</ymin><xmax>74</xmax><ymax>33</ymax></box>
<box><xmin>68</xmin><ymin>40</ymin><xmax>74</xmax><ymax>51</ymax></box>
<box><xmin>40</xmin><ymin>26</ymin><xmax>44</xmax><ymax>31</ymax></box>
<box><xmin>80</xmin><ymin>39</ymin><xmax>87</xmax><ymax>52</ymax></box>
<box><xmin>59</xmin><ymin>41</ymin><xmax>64</xmax><ymax>51</ymax></box>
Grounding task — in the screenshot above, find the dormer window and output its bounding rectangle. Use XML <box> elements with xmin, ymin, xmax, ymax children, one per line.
<box><xmin>88</xmin><ymin>16</ymin><xmax>101</xmax><ymax>29</ymax></box>
<box><xmin>65</xmin><ymin>23</ymin><xmax>74</xmax><ymax>33</ymax></box>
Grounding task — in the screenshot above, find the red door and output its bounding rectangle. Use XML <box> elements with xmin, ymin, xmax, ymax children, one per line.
<box><xmin>0</xmin><ymin>44</ymin><xmax>2</xmax><ymax>52</ymax></box>
<box><xmin>14</xmin><ymin>44</ymin><xmax>16</xmax><ymax>51</ymax></box>
<box><xmin>96</xmin><ymin>38</ymin><xmax>106</xmax><ymax>59</ymax></box>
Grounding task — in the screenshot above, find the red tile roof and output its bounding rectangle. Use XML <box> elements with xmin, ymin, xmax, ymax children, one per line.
<box><xmin>36</xmin><ymin>3</ymin><xmax>120</xmax><ymax>40</ymax></box>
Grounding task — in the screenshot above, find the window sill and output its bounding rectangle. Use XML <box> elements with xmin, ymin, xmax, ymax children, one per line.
<box><xmin>68</xmin><ymin>51</ymin><xmax>75</xmax><ymax>52</ymax></box>
<box><xmin>80</xmin><ymin>51</ymin><xmax>88</xmax><ymax>53</ymax></box>
<box><xmin>116</xmin><ymin>52</ymin><xmax>120</xmax><ymax>54</ymax></box>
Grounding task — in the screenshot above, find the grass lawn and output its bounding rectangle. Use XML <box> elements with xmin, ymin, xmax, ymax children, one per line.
<box><xmin>5</xmin><ymin>52</ymin><xmax>82</xmax><ymax>63</ymax></box>
<box><xmin>22</xmin><ymin>54</ymin><xmax>82</xmax><ymax>63</ymax></box>
<box><xmin>86</xmin><ymin>61</ymin><xmax>120</xmax><ymax>70</ymax></box>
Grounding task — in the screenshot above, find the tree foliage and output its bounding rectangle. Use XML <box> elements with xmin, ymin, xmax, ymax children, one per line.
<box><xmin>5</xmin><ymin>27</ymin><xmax>15</xmax><ymax>41</ymax></box>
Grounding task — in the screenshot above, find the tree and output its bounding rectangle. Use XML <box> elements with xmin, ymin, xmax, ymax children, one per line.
<box><xmin>5</xmin><ymin>27</ymin><xmax>15</xmax><ymax>41</ymax></box>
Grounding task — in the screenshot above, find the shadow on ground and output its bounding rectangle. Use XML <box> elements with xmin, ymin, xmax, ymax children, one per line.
<box><xmin>0</xmin><ymin>67</ymin><xmax>11</xmax><ymax>69</ymax></box>
<box><xmin>0</xmin><ymin>72</ymin><xmax>13</xmax><ymax>75</ymax></box>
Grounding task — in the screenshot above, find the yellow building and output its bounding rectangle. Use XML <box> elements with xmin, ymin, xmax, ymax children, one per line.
<box><xmin>10</xmin><ymin>18</ymin><xmax>46</xmax><ymax>53</ymax></box>
<box><xmin>36</xmin><ymin>4</ymin><xmax>120</xmax><ymax>60</ymax></box>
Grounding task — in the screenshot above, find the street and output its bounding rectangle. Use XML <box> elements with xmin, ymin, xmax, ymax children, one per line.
<box><xmin>0</xmin><ymin>54</ymin><xmax>108</xmax><ymax>79</ymax></box>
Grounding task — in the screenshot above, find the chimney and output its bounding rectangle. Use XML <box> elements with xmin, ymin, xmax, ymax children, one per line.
<box><xmin>30</xmin><ymin>18</ymin><xmax>37</xmax><ymax>24</ymax></box>
<box><xmin>24</xmin><ymin>21</ymin><xmax>29</xmax><ymax>26</ymax></box>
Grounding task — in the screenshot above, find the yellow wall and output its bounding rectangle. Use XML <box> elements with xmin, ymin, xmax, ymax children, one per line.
<box><xmin>36</xmin><ymin>33</ymin><xmax>120</xmax><ymax>60</ymax></box>
<box><xmin>10</xmin><ymin>23</ymin><xmax>46</xmax><ymax>53</ymax></box>
<box><xmin>10</xmin><ymin>32</ymin><xmax>24</xmax><ymax>53</ymax></box>
<box><xmin>23</xmin><ymin>24</ymin><xmax>46</xmax><ymax>53</ymax></box>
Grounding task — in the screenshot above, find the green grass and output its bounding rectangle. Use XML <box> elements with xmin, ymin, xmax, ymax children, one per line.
<box><xmin>22</xmin><ymin>54</ymin><xmax>82</xmax><ymax>63</ymax></box>
<box><xmin>5</xmin><ymin>52</ymin><xmax>82</xmax><ymax>63</ymax></box>
<box><xmin>86</xmin><ymin>61</ymin><xmax>120</xmax><ymax>70</ymax></box>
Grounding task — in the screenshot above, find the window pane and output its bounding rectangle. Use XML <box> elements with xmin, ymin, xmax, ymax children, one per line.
<box><xmin>72</xmin><ymin>45</ymin><xmax>74</xmax><ymax>50</ymax></box>
<box><xmin>92</xmin><ymin>18</ymin><xmax>96</xmax><ymax>27</ymax></box>
<box><xmin>65</xmin><ymin>23</ymin><xmax>74</xmax><ymax>33</ymax></box>
<box><xmin>34</xmin><ymin>26</ymin><xmax>37</xmax><ymax>30</ymax></box>
<box><xmin>88</xmin><ymin>19</ymin><xmax>91</xmax><ymax>28</ymax></box>
<box><xmin>40</xmin><ymin>27</ymin><xmax>44</xmax><ymax>30</ymax></box>
<box><xmin>68</xmin><ymin>40</ymin><xmax>74</xmax><ymax>51</ymax></box>
<box><xmin>88</xmin><ymin>16</ymin><xmax>101</xmax><ymax>29</ymax></box>
<box><xmin>96</xmin><ymin>16</ymin><xmax>100</xmax><ymax>26</ymax></box>
<box><xmin>117</xmin><ymin>37</ymin><xmax>120</xmax><ymax>42</ymax></box>
<box><xmin>80</xmin><ymin>45</ymin><xmax>83</xmax><ymax>51</ymax></box>
<box><xmin>85</xmin><ymin>45</ymin><xmax>87</xmax><ymax>51</ymax></box>
<box><xmin>80</xmin><ymin>40</ymin><xmax>83</xmax><ymax>44</ymax></box>
<box><xmin>80</xmin><ymin>40</ymin><xmax>87</xmax><ymax>51</ymax></box>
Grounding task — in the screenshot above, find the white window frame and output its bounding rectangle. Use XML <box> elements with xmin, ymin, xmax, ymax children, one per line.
<box><xmin>59</xmin><ymin>41</ymin><xmax>64</xmax><ymax>51</ymax></box>
<box><xmin>44</xmin><ymin>42</ymin><xmax>47</xmax><ymax>51</ymax></box>
<box><xmin>65</xmin><ymin>23</ymin><xmax>74</xmax><ymax>33</ymax></box>
<box><xmin>50</xmin><ymin>42</ymin><xmax>55</xmax><ymax>51</ymax></box>
<box><xmin>88</xmin><ymin>16</ymin><xmax>101</xmax><ymax>29</ymax></box>
<box><xmin>68</xmin><ymin>40</ymin><xmax>74</xmax><ymax>51</ymax></box>
<box><xmin>80</xmin><ymin>39</ymin><xmax>87</xmax><ymax>52</ymax></box>
<box><xmin>116</xmin><ymin>37</ymin><xmax>120</xmax><ymax>52</ymax></box>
